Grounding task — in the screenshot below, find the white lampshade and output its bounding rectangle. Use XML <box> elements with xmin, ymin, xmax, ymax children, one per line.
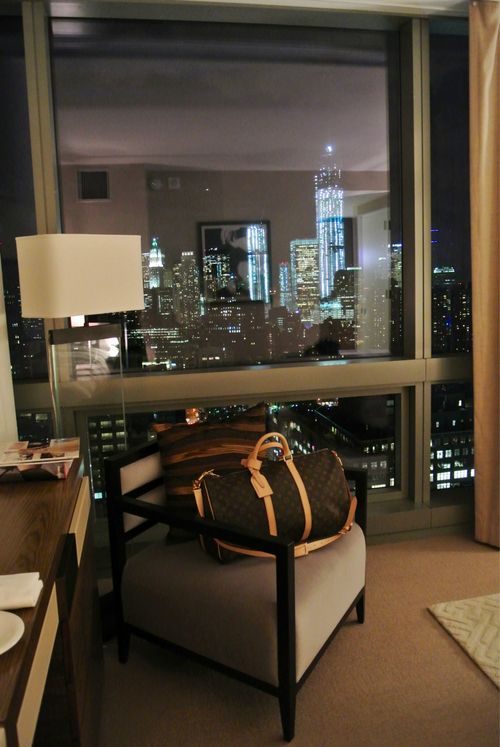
<box><xmin>16</xmin><ymin>233</ymin><xmax>145</xmax><ymax>318</ymax></box>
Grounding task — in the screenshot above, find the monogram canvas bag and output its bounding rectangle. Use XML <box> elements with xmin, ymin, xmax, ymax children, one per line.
<box><xmin>193</xmin><ymin>431</ymin><xmax>357</xmax><ymax>563</ymax></box>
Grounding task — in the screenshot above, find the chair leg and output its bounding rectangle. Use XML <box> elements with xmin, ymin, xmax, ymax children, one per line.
<box><xmin>118</xmin><ymin>624</ymin><xmax>130</xmax><ymax>663</ymax></box>
<box><xmin>279</xmin><ymin>686</ymin><xmax>296</xmax><ymax>742</ymax></box>
<box><xmin>356</xmin><ymin>591</ymin><xmax>365</xmax><ymax>624</ymax></box>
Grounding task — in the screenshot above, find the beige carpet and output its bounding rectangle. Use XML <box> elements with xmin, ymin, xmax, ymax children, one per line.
<box><xmin>99</xmin><ymin>533</ymin><xmax>500</xmax><ymax>747</ymax></box>
<box><xmin>429</xmin><ymin>593</ymin><xmax>500</xmax><ymax>688</ymax></box>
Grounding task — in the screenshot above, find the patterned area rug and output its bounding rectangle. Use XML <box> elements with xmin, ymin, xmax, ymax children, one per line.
<box><xmin>429</xmin><ymin>593</ymin><xmax>500</xmax><ymax>688</ymax></box>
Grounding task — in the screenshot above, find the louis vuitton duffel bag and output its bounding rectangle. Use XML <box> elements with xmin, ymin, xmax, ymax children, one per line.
<box><xmin>193</xmin><ymin>431</ymin><xmax>357</xmax><ymax>563</ymax></box>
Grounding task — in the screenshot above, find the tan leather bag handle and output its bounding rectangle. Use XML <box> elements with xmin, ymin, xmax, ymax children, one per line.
<box><xmin>241</xmin><ymin>432</ymin><xmax>312</xmax><ymax>542</ymax></box>
<box><xmin>193</xmin><ymin>433</ymin><xmax>357</xmax><ymax>562</ymax></box>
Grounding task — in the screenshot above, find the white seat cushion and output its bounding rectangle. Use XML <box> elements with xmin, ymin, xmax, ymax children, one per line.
<box><xmin>122</xmin><ymin>523</ymin><xmax>365</xmax><ymax>686</ymax></box>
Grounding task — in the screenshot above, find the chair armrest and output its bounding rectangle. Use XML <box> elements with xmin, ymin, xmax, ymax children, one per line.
<box><xmin>344</xmin><ymin>468</ymin><xmax>368</xmax><ymax>536</ymax></box>
<box><xmin>119</xmin><ymin>493</ymin><xmax>294</xmax><ymax>560</ymax></box>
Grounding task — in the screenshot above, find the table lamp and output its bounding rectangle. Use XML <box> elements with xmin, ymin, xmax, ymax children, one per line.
<box><xmin>15</xmin><ymin>233</ymin><xmax>145</xmax><ymax>437</ymax></box>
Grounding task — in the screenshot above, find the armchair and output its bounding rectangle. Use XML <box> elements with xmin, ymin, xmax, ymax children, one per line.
<box><xmin>105</xmin><ymin>441</ymin><xmax>367</xmax><ymax>741</ymax></box>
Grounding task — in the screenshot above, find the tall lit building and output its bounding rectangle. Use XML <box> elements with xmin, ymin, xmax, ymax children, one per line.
<box><xmin>202</xmin><ymin>300</ymin><xmax>268</xmax><ymax>365</ymax></box>
<box><xmin>334</xmin><ymin>267</ymin><xmax>359</xmax><ymax>321</ymax></box>
<box><xmin>315</xmin><ymin>159</ymin><xmax>345</xmax><ymax>298</ymax></box>
<box><xmin>148</xmin><ymin>236</ymin><xmax>165</xmax><ymax>289</ymax></box>
<box><xmin>358</xmin><ymin>256</ymin><xmax>391</xmax><ymax>352</ymax></box>
<box><xmin>202</xmin><ymin>251</ymin><xmax>231</xmax><ymax>300</ymax></box>
<box><xmin>2</xmin><ymin>260</ymin><xmax>47</xmax><ymax>379</ymax></box>
<box><xmin>331</xmin><ymin>266</ymin><xmax>361</xmax><ymax>349</ymax></box>
<box><xmin>432</xmin><ymin>266</ymin><xmax>472</xmax><ymax>354</ymax></box>
<box><xmin>278</xmin><ymin>261</ymin><xmax>293</xmax><ymax>311</ymax></box>
<box><xmin>390</xmin><ymin>243</ymin><xmax>403</xmax><ymax>354</ymax></box>
<box><xmin>290</xmin><ymin>239</ymin><xmax>320</xmax><ymax>324</ymax></box>
<box><xmin>172</xmin><ymin>251</ymin><xmax>201</xmax><ymax>329</ymax></box>
<box><xmin>247</xmin><ymin>223</ymin><xmax>270</xmax><ymax>302</ymax></box>
<box><xmin>157</xmin><ymin>287</ymin><xmax>175</xmax><ymax>319</ymax></box>
<box><xmin>141</xmin><ymin>250</ymin><xmax>150</xmax><ymax>290</ymax></box>
<box><xmin>430</xmin><ymin>383</ymin><xmax>474</xmax><ymax>490</ymax></box>
<box><xmin>432</xmin><ymin>265</ymin><xmax>456</xmax><ymax>353</ymax></box>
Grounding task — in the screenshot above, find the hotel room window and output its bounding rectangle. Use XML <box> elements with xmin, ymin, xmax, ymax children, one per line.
<box><xmin>430</xmin><ymin>24</ymin><xmax>471</xmax><ymax>355</ymax></box>
<box><xmin>50</xmin><ymin>19</ymin><xmax>402</xmax><ymax>372</ymax></box>
<box><xmin>85</xmin><ymin>397</ymin><xmax>399</xmax><ymax>503</ymax></box>
<box><xmin>430</xmin><ymin>382</ymin><xmax>474</xmax><ymax>492</ymax></box>
<box><xmin>268</xmin><ymin>397</ymin><xmax>399</xmax><ymax>492</ymax></box>
<box><xmin>0</xmin><ymin>15</ymin><xmax>47</xmax><ymax>384</ymax></box>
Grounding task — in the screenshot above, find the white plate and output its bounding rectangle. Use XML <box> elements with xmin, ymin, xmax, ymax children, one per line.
<box><xmin>0</xmin><ymin>610</ymin><xmax>25</xmax><ymax>655</ymax></box>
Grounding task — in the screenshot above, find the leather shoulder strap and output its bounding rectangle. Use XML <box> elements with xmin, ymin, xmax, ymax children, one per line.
<box><xmin>282</xmin><ymin>457</ymin><xmax>312</xmax><ymax>541</ymax></box>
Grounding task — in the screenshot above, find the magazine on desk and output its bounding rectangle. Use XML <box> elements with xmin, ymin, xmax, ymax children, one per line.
<box><xmin>0</xmin><ymin>438</ymin><xmax>80</xmax><ymax>482</ymax></box>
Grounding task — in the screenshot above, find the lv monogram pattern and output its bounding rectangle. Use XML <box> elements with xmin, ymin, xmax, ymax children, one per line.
<box><xmin>201</xmin><ymin>449</ymin><xmax>351</xmax><ymax>563</ymax></box>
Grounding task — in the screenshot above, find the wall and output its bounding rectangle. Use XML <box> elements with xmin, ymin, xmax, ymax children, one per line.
<box><xmin>62</xmin><ymin>166</ymin><xmax>386</xmax><ymax>288</ymax></box>
<box><xmin>59</xmin><ymin>164</ymin><xmax>150</xmax><ymax>251</ymax></box>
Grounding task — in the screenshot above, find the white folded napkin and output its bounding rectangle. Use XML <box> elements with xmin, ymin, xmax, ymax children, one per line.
<box><xmin>0</xmin><ymin>572</ymin><xmax>43</xmax><ymax>610</ymax></box>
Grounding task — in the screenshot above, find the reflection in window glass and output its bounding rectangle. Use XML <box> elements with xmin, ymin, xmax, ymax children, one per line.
<box><xmin>430</xmin><ymin>29</ymin><xmax>471</xmax><ymax>355</ymax></box>
<box><xmin>88</xmin><ymin>397</ymin><xmax>398</xmax><ymax>501</ymax></box>
<box><xmin>17</xmin><ymin>410</ymin><xmax>53</xmax><ymax>442</ymax></box>
<box><xmin>51</xmin><ymin>20</ymin><xmax>403</xmax><ymax>372</ymax></box>
<box><xmin>89</xmin><ymin>404</ymin><xmax>255</xmax><ymax>500</ymax></box>
<box><xmin>431</xmin><ymin>382</ymin><xmax>473</xmax><ymax>490</ymax></box>
<box><xmin>268</xmin><ymin>397</ymin><xmax>398</xmax><ymax>490</ymax></box>
<box><xmin>0</xmin><ymin>17</ymin><xmax>47</xmax><ymax>381</ymax></box>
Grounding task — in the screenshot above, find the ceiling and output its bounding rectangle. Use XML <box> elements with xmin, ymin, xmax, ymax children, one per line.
<box><xmin>48</xmin><ymin>0</ymin><xmax>469</xmax><ymax>21</ymax></box>
<box><xmin>50</xmin><ymin>0</ymin><xmax>467</xmax><ymax>176</ymax></box>
<box><xmin>52</xmin><ymin>20</ymin><xmax>392</xmax><ymax>174</ymax></box>
<box><xmin>54</xmin><ymin>58</ymin><xmax>389</xmax><ymax>173</ymax></box>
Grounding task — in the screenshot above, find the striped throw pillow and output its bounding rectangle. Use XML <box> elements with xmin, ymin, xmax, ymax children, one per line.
<box><xmin>152</xmin><ymin>403</ymin><xmax>267</xmax><ymax>513</ymax></box>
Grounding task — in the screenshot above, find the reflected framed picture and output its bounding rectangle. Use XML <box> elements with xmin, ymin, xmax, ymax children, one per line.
<box><xmin>199</xmin><ymin>220</ymin><xmax>271</xmax><ymax>303</ymax></box>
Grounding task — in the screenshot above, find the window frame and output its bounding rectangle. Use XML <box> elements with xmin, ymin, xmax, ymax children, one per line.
<box><xmin>14</xmin><ymin>1</ymin><xmax>473</xmax><ymax>535</ymax></box>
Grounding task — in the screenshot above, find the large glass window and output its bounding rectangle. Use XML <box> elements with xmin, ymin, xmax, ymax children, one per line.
<box><xmin>51</xmin><ymin>20</ymin><xmax>402</xmax><ymax>372</ymax></box>
<box><xmin>430</xmin><ymin>382</ymin><xmax>473</xmax><ymax>491</ymax></box>
<box><xmin>0</xmin><ymin>15</ymin><xmax>47</xmax><ymax>381</ymax></box>
<box><xmin>430</xmin><ymin>26</ymin><xmax>471</xmax><ymax>355</ymax></box>
<box><xmin>86</xmin><ymin>396</ymin><xmax>398</xmax><ymax>502</ymax></box>
<box><xmin>268</xmin><ymin>397</ymin><xmax>398</xmax><ymax>490</ymax></box>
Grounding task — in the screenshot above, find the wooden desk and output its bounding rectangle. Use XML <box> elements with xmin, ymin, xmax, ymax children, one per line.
<box><xmin>0</xmin><ymin>461</ymin><xmax>102</xmax><ymax>747</ymax></box>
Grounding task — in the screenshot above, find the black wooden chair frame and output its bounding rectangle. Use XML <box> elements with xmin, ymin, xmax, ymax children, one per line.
<box><xmin>105</xmin><ymin>441</ymin><xmax>367</xmax><ymax>742</ymax></box>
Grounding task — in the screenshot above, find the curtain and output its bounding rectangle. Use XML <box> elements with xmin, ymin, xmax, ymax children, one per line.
<box><xmin>469</xmin><ymin>0</ymin><xmax>500</xmax><ymax>548</ymax></box>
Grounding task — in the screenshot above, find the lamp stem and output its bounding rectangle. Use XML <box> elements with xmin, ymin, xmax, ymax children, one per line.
<box><xmin>118</xmin><ymin>333</ymin><xmax>127</xmax><ymax>449</ymax></box>
<box><xmin>48</xmin><ymin>338</ymin><xmax>63</xmax><ymax>438</ymax></box>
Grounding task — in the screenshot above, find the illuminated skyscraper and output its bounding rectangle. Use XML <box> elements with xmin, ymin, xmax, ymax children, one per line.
<box><xmin>432</xmin><ymin>266</ymin><xmax>472</xmax><ymax>354</ymax></box>
<box><xmin>148</xmin><ymin>237</ymin><xmax>165</xmax><ymax>289</ymax></box>
<box><xmin>290</xmin><ymin>239</ymin><xmax>320</xmax><ymax>324</ymax></box>
<box><xmin>278</xmin><ymin>261</ymin><xmax>292</xmax><ymax>311</ymax></box>
<box><xmin>315</xmin><ymin>159</ymin><xmax>345</xmax><ymax>298</ymax></box>
<box><xmin>172</xmin><ymin>251</ymin><xmax>201</xmax><ymax>329</ymax></box>
<box><xmin>203</xmin><ymin>300</ymin><xmax>268</xmax><ymax>365</ymax></box>
<box><xmin>141</xmin><ymin>251</ymin><xmax>150</xmax><ymax>290</ymax></box>
<box><xmin>331</xmin><ymin>266</ymin><xmax>361</xmax><ymax>349</ymax></box>
<box><xmin>247</xmin><ymin>223</ymin><xmax>270</xmax><ymax>302</ymax></box>
<box><xmin>390</xmin><ymin>242</ymin><xmax>403</xmax><ymax>353</ymax></box>
<box><xmin>333</xmin><ymin>268</ymin><xmax>359</xmax><ymax>320</ymax></box>
<box><xmin>202</xmin><ymin>251</ymin><xmax>231</xmax><ymax>300</ymax></box>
